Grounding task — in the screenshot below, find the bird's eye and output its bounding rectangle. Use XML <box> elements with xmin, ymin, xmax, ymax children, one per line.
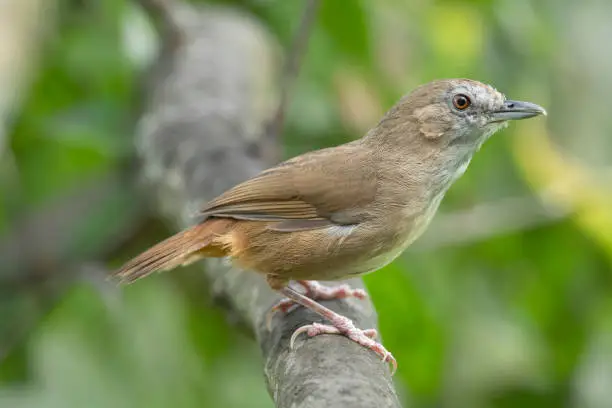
<box><xmin>452</xmin><ymin>94</ymin><xmax>471</xmax><ymax>110</ymax></box>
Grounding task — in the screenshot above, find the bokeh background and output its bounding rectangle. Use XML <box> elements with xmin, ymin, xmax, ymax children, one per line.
<box><xmin>1</xmin><ymin>0</ymin><xmax>611</xmax><ymax>407</ymax></box>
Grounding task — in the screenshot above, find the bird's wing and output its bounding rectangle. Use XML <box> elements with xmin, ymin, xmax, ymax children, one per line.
<box><xmin>200</xmin><ymin>145</ymin><xmax>377</xmax><ymax>232</ymax></box>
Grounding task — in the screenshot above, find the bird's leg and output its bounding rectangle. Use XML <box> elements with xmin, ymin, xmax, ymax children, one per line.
<box><xmin>279</xmin><ymin>285</ymin><xmax>397</xmax><ymax>374</ymax></box>
<box><xmin>273</xmin><ymin>280</ymin><xmax>367</xmax><ymax>312</ymax></box>
<box><xmin>267</xmin><ymin>279</ymin><xmax>367</xmax><ymax>326</ymax></box>
<box><xmin>299</xmin><ymin>280</ymin><xmax>368</xmax><ymax>301</ymax></box>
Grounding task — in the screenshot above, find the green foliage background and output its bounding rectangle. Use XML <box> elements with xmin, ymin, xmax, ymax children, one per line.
<box><xmin>1</xmin><ymin>0</ymin><xmax>611</xmax><ymax>407</ymax></box>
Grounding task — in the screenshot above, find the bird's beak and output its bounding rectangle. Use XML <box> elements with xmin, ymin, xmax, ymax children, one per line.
<box><xmin>490</xmin><ymin>100</ymin><xmax>547</xmax><ymax>122</ymax></box>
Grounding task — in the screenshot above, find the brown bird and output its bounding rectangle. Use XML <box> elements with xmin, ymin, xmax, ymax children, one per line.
<box><xmin>113</xmin><ymin>79</ymin><xmax>546</xmax><ymax>373</ymax></box>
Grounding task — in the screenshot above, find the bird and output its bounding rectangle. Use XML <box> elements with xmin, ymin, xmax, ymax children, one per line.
<box><xmin>112</xmin><ymin>78</ymin><xmax>546</xmax><ymax>373</ymax></box>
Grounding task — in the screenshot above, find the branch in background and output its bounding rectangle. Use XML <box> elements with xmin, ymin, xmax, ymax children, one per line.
<box><xmin>0</xmin><ymin>173</ymin><xmax>146</xmax><ymax>282</ymax></box>
<box><xmin>0</xmin><ymin>172</ymin><xmax>148</xmax><ymax>366</ymax></box>
<box><xmin>266</xmin><ymin>0</ymin><xmax>320</xmax><ymax>162</ymax></box>
<box><xmin>133</xmin><ymin>0</ymin><xmax>182</xmax><ymax>46</ymax></box>
<box><xmin>0</xmin><ymin>262</ymin><xmax>112</xmax><ymax>363</ymax></box>
<box><xmin>415</xmin><ymin>192</ymin><xmax>571</xmax><ymax>251</ymax></box>
<box><xmin>133</xmin><ymin>1</ymin><xmax>401</xmax><ymax>407</ymax></box>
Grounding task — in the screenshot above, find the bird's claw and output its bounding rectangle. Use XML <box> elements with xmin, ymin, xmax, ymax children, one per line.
<box><xmin>266</xmin><ymin>299</ymin><xmax>299</xmax><ymax>330</ymax></box>
<box><xmin>289</xmin><ymin>322</ymin><xmax>397</xmax><ymax>375</ymax></box>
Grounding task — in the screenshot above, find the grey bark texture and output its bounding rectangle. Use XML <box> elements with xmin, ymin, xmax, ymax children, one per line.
<box><xmin>134</xmin><ymin>2</ymin><xmax>402</xmax><ymax>407</ymax></box>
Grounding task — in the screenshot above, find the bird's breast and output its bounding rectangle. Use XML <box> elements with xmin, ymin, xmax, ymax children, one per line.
<box><xmin>333</xmin><ymin>206</ymin><xmax>435</xmax><ymax>277</ymax></box>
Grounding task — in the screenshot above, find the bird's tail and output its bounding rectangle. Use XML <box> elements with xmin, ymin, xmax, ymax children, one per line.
<box><xmin>112</xmin><ymin>219</ymin><xmax>233</xmax><ymax>284</ymax></box>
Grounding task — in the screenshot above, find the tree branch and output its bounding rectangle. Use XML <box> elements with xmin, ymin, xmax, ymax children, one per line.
<box><xmin>133</xmin><ymin>0</ymin><xmax>182</xmax><ymax>45</ymax></box>
<box><xmin>266</xmin><ymin>0</ymin><xmax>320</xmax><ymax>161</ymax></box>
<box><xmin>132</xmin><ymin>2</ymin><xmax>401</xmax><ymax>407</ymax></box>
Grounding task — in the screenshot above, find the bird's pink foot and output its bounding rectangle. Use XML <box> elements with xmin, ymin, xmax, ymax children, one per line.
<box><xmin>290</xmin><ymin>316</ymin><xmax>397</xmax><ymax>375</ymax></box>
<box><xmin>267</xmin><ymin>280</ymin><xmax>367</xmax><ymax>328</ymax></box>
<box><xmin>275</xmin><ymin>285</ymin><xmax>397</xmax><ymax>374</ymax></box>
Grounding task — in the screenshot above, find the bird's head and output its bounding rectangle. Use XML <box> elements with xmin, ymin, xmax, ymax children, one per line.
<box><xmin>371</xmin><ymin>78</ymin><xmax>546</xmax><ymax>150</ymax></box>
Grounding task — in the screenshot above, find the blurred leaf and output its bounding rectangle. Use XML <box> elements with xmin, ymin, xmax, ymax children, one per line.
<box><xmin>319</xmin><ymin>0</ymin><xmax>371</xmax><ymax>65</ymax></box>
<box><xmin>0</xmin><ymin>280</ymin><xmax>271</xmax><ymax>408</ymax></box>
<box><xmin>511</xmin><ymin>120</ymin><xmax>612</xmax><ymax>259</ymax></box>
<box><xmin>365</xmin><ymin>262</ymin><xmax>445</xmax><ymax>398</ymax></box>
<box><xmin>9</xmin><ymin>0</ymin><xmax>134</xmax><ymax>206</ymax></box>
<box><xmin>17</xmin><ymin>141</ymin><xmax>110</xmax><ymax>204</ymax></box>
<box><xmin>425</xmin><ymin>3</ymin><xmax>484</xmax><ymax>72</ymax></box>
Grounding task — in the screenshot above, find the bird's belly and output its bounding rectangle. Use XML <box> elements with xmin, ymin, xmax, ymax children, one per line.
<box><xmin>322</xmin><ymin>199</ymin><xmax>443</xmax><ymax>279</ymax></box>
<box><xmin>343</xmin><ymin>244</ymin><xmax>408</xmax><ymax>277</ymax></box>
<box><xmin>285</xmin><ymin>222</ymin><xmax>422</xmax><ymax>281</ymax></box>
<box><xmin>232</xmin><ymin>207</ymin><xmax>439</xmax><ymax>282</ymax></box>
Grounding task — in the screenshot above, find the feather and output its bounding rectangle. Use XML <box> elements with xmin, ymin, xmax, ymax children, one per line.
<box><xmin>199</xmin><ymin>144</ymin><xmax>377</xmax><ymax>229</ymax></box>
